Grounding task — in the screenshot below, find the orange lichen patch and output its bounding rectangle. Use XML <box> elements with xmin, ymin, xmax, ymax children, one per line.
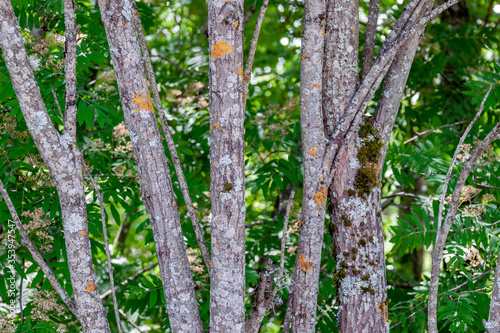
<box><xmin>234</xmin><ymin>21</ymin><xmax>239</xmax><ymax>27</ymax></box>
<box><xmin>215</xmin><ymin>243</ymin><xmax>219</xmax><ymax>247</ymax></box>
<box><xmin>238</xmin><ymin>67</ymin><xmax>243</xmax><ymax>77</ymax></box>
<box><xmin>213</xmin><ymin>123</ymin><xmax>220</xmax><ymax>130</ymax></box>
<box><xmin>378</xmin><ymin>299</ymin><xmax>389</xmax><ymax>323</ymax></box>
<box><xmin>134</xmin><ymin>9</ymin><xmax>138</xmax><ymax>16</ymax></box>
<box><xmin>172</xmin><ymin>200</ymin><xmax>175</xmax><ymax>207</ymax></box>
<box><xmin>50</xmin><ymin>280</ymin><xmax>53</xmax><ymax>285</ymax></box>
<box><xmin>86</xmin><ymin>281</ymin><xmax>96</xmax><ymax>293</ymax></box>
<box><xmin>80</xmin><ymin>230</ymin><xmax>84</xmax><ymax>235</ymax></box>
<box><xmin>323</xmin><ymin>26</ymin><xmax>325</xmax><ymax>37</ymax></box>
<box><xmin>309</xmin><ymin>83</ymin><xmax>320</xmax><ymax>89</ymax></box>
<box><xmin>319</xmin><ymin>176</ymin><xmax>323</xmax><ymax>181</ymax></box>
<box><xmin>314</xmin><ymin>186</ymin><xmax>328</xmax><ymax>206</ymax></box>
<box><xmin>242</xmin><ymin>73</ymin><xmax>251</xmax><ymax>83</ymax></box>
<box><xmin>132</xmin><ymin>90</ymin><xmax>154</xmax><ymax>113</ymax></box>
<box><xmin>308</xmin><ymin>147</ymin><xmax>317</xmax><ymax>156</ymax></box>
<box><xmin>211</xmin><ymin>262</ymin><xmax>213</xmax><ymax>267</ymax></box>
<box><xmin>301</xmin><ymin>54</ymin><xmax>306</xmax><ymax>61</ymax></box>
<box><xmin>299</xmin><ymin>254</ymin><xmax>313</xmax><ymax>273</ymax></box>
<box><xmin>214</xmin><ymin>114</ymin><xmax>218</xmax><ymax>118</ymax></box>
<box><xmin>212</xmin><ymin>160</ymin><xmax>215</xmax><ymax>165</ymax></box>
<box><xmin>211</xmin><ymin>41</ymin><xmax>233</xmax><ymax>59</ymax></box>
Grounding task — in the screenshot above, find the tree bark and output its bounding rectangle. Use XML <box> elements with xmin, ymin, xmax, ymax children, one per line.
<box><xmin>289</xmin><ymin>0</ymin><xmax>327</xmax><ymax>331</ymax></box>
<box><xmin>97</xmin><ymin>1</ymin><xmax>203</xmax><ymax>332</ymax></box>
<box><xmin>207</xmin><ymin>0</ymin><xmax>246</xmax><ymax>331</ymax></box>
<box><xmin>0</xmin><ymin>1</ymin><xmax>110</xmax><ymax>331</ymax></box>
<box><xmin>484</xmin><ymin>254</ymin><xmax>500</xmax><ymax>333</ymax></box>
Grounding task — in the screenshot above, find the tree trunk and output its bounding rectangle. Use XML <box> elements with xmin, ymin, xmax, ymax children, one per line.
<box><xmin>289</xmin><ymin>0</ymin><xmax>327</xmax><ymax>331</ymax></box>
<box><xmin>484</xmin><ymin>254</ymin><xmax>500</xmax><ymax>333</ymax></box>
<box><xmin>206</xmin><ymin>0</ymin><xmax>246</xmax><ymax>331</ymax></box>
<box><xmin>0</xmin><ymin>1</ymin><xmax>110</xmax><ymax>331</ymax></box>
<box><xmin>97</xmin><ymin>1</ymin><xmax>203</xmax><ymax>331</ymax></box>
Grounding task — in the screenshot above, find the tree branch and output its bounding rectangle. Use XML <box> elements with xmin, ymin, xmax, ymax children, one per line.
<box><xmin>404</xmin><ymin>120</ymin><xmax>467</xmax><ymax>144</ymax></box>
<box><xmin>360</xmin><ymin>0</ymin><xmax>381</xmax><ymax>82</ymax></box>
<box><xmin>243</xmin><ymin>0</ymin><xmax>270</xmax><ymax>100</ymax></box>
<box><xmin>0</xmin><ymin>180</ymin><xmax>80</xmax><ymax>322</ymax></box>
<box><xmin>132</xmin><ymin>2</ymin><xmax>211</xmax><ymax>274</ymax></box>
<box><xmin>428</xmin><ymin>118</ymin><xmax>500</xmax><ymax>333</ymax></box>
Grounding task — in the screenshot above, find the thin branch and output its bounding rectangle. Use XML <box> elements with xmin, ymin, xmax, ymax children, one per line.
<box><xmin>360</xmin><ymin>0</ymin><xmax>381</xmax><ymax>82</ymax></box>
<box><xmin>0</xmin><ymin>180</ymin><xmax>80</xmax><ymax>322</ymax></box>
<box><xmin>119</xmin><ymin>309</ymin><xmax>144</xmax><ymax>332</ymax></box>
<box><xmin>101</xmin><ymin>262</ymin><xmax>159</xmax><ymax>300</ymax></box>
<box><xmin>283</xmin><ymin>291</ymin><xmax>294</xmax><ymax>333</ymax></box>
<box><xmin>428</xmin><ymin>119</ymin><xmax>500</xmax><ymax>333</ymax></box>
<box><xmin>485</xmin><ymin>253</ymin><xmax>500</xmax><ymax>332</ymax></box>
<box><xmin>382</xmin><ymin>192</ymin><xmax>417</xmax><ymax>199</ymax></box>
<box><xmin>404</xmin><ymin>120</ymin><xmax>467</xmax><ymax>144</ymax></box>
<box><xmin>391</xmin><ymin>268</ymin><xmax>494</xmax><ymax>329</ymax></box>
<box><xmin>484</xmin><ymin>0</ymin><xmax>495</xmax><ymax>26</ymax></box>
<box><xmin>132</xmin><ymin>3</ymin><xmax>211</xmax><ymax>273</ymax></box>
<box><xmin>80</xmin><ymin>157</ymin><xmax>123</xmax><ymax>333</ymax></box>
<box><xmin>50</xmin><ymin>88</ymin><xmax>65</xmax><ymax>121</ymax></box>
<box><xmin>243</xmin><ymin>0</ymin><xmax>270</xmax><ymax>99</ymax></box>
<box><xmin>265</xmin><ymin>189</ymin><xmax>296</xmax><ymax>309</ymax></box>
<box><xmin>246</xmin><ymin>190</ymin><xmax>295</xmax><ymax>333</ymax></box>
<box><xmin>475</xmin><ymin>183</ymin><xmax>500</xmax><ymax>191</ymax></box>
<box><xmin>437</xmin><ymin>87</ymin><xmax>491</xmax><ymax>233</ymax></box>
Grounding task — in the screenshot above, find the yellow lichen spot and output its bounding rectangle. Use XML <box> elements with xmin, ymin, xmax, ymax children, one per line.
<box><xmin>326</xmin><ymin>153</ymin><xmax>329</xmax><ymax>157</ymax></box>
<box><xmin>212</xmin><ymin>160</ymin><xmax>215</xmax><ymax>165</ymax></box>
<box><xmin>378</xmin><ymin>299</ymin><xmax>389</xmax><ymax>323</ymax></box>
<box><xmin>215</xmin><ymin>243</ymin><xmax>219</xmax><ymax>247</ymax></box>
<box><xmin>211</xmin><ymin>41</ymin><xmax>233</xmax><ymax>59</ymax></box>
<box><xmin>238</xmin><ymin>67</ymin><xmax>243</xmax><ymax>77</ymax></box>
<box><xmin>80</xmin><ymin>230</ymin><xmax>84</xmax><ymax>236</ymax></box>
<box><xmin>314</xmin><ymin>186</ymin><xmax>327</xmax><ymax>206</ymax></box>
<box><xmin>309</xmin><ymin>83</ymin><xmax>320</xmax><ymax>89</ymax></box>
<box><xmin>308</xmin><ymin>147</ymin><xmax>317</xmax><ymax>157</ymax></box>
<box><xmin>86</xmin><ymin>281</ymin><xmax>96</xmax><ymax>293</ymax></box>
<box><xmin>301</xmin><ymin>54</ymin><xmax>306</xmax><ymax>61</ymax></box>
<box><xmin>50</xmin><ymin>280</ymin><xmax>53</xmax><ymax>285</ymax></box>
<box><xmin>101</xmin><ymin>0</ymin><xmax>104</xmax><ymax>4</ymax></box>
<box><xmin>323</xmin><ymin>26</ymin><xmax>325</xmax><ymax>37</ymax></box>
<box><xmin>234</xmin><ymin>21</ymin><xmax>239</xmax><ymax>27</ymax></box>
<box><xmin>132</xmin><ymin>90</ymin><xmax>154</xmax><ymax>113</ymax></box>
<box><xmin>214</xmin><ymin>114</ymin><xmax>218</xmax><ymax>118</ymax></box>
<box><xmin>172</xmin><ymin>201</ymin><xmax>175</xmax><ymax>207</ymax></box>
<box><xmin>211</xmin><ymin>262</ymin><xmax>213</xmax><ymax>267</ymax></box>
<box><xmin>299</xmin><ymin>254</ymin><xmax>313</xmax><ymax>273</ymax></box>
<box><xmin>213</xmin><ymin>123</ymin><xmax>220</xmax><ymax>130</ymax></box>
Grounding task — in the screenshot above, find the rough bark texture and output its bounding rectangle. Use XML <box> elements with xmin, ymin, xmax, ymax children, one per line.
<box><xmin>360</xmin><ymin>0</ymin><xmax>380</xmax><ymax>82</ymax></box>
<box><xmin>0</xmin><ymin>2</ymin><xmax>110</xmax><ymax>331</ymax></box>
<box><xmin>63</xmin><ymin>0</ymin><xmax>78</xmax><ymax>137</ymax></box>
<box><xmin>485</xmin><ymin>254</ymin><xmax>500</xmax><ymax>333</ymax></box>
<box><xmin>207</xmin><ymin>0</ymin><xmax>246</xmax><ymax>331</ymax></box>
<box><xmin>97</xmin><ymin>1</ymin><xmax>203</xmax><ymax>332</ymax></box>
<box><xmin>330</xmin><ymin>118</ymin><xmax>388</xmax><ymax>333</ymax></box>
<box><xmin>428</xmin><ymin>121</ymin><xmax>500</xmax><ymax>333</ymax></box>
<box><xmin>290</xmin><ymin>0</ymin><xmax>327</xmax><ymax>331</ymax></box>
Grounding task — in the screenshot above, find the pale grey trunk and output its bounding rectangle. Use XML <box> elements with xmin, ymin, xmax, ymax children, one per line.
<box><xmin>97</xmin><ymin>1</ymin><xmax>203</xmax><ymax>332</ymax></box>
<box><xmin>484</xmin><ymin>254</ymin><xmax>500</xmax><ymax>333</ymax></box>
<box><xmin>0</xmin><ymin>1</ymin><xmax>110</xmax><ymax>331</ymax></box>
<box><xmin>207</xmin><ymin>0</ymin><xmax>246</xmax><ymax>331</ymax></box>
<box><xmin>289</xmin><ymin>0</ymin><xmax>327</xmax><ymax>331</ymax></box>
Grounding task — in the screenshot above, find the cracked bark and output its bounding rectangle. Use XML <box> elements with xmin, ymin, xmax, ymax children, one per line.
<box><xmin>97</xmin><ymin>1</ymin><xmax>202</xmax><ymax>332</ymax></box>
<box><xmin>0</xmin><ymin>1</ymin><xmax>110</xmax><ymax>331</ymax></box>
<box><xmin>289</xmin><ymin>0</ymin><xmax>327</xmax><ymax>331</ymax></box>
<box><xmin>207</xmin><ymin>0</ymin><xmax>246</xmax><ymax>331</ymax></box>
<box><xmin>485</xmin><ymin>254</ymin><xmax>500</xmax><ymax>332</ymax></box>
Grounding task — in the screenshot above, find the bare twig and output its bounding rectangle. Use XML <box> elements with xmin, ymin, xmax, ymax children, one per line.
<box><xmin>80</xmin><ymin>158</ymin><xmax>123</xmax><ymax>333</ymax></box>
<box><xmin>436</xmin><ymin>87</ymin><xmax>491</xmax><ymax>233</ymax></box>
<box><xmin>265</xmin><ymin>190</ymin><xmax>296</xmax><ymax>309</ymax></box>
<box><xmin>243</xmin><ymin>0</ymin><xmax>270</xmax><ymax>100</ymax></box>
<box><xmin>0</xmin><ymin>180</ymin><xmax>80</xmax><ymax>322</ymax></box>
<box><xmin>132</xmin><ymin>3</ymin><xmax>211</xmax><ymax>273</ymax></box>
<box><xmin>404</xmin><ymin>120</ymin><xmax>467</xmax><ymax>144</ymax></box>
<box><xmin>119</xmin><ymin>309</ymin><xmax>144</xmax><ymax>332</ymax></box>
<box><xmin>50</xmin><ymin>88</ymin><xmax>64</xmax><ymax>121</ymax></box>
<box><xmin>428</xmin><ymin>118</ymin><xmax>500</xmax><ymax>333</ymax></box>
<box><xmin>283</xmin><ymin>291</ymin><xmax>294</xmax><ymax>333</ymax></box>
<box><xmin>382</xmin><ymin>192</ymin><xmax>417</xmax><ymax>199</ymax></box>
<box><xmin>360</xmin><ymin>0</ymin><xmax>381</xmax><ymax>82</ymax></box>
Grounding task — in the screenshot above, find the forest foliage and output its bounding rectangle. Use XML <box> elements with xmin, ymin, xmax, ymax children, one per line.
<box><xmin>0</xmin><ymin>0</ymin><xmax>500</xmax><ymax>332</ymax></box>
